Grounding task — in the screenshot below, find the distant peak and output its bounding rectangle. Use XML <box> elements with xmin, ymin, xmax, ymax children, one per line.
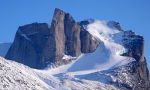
<box><xmin>54</xmin><ymin>8</ymin><xmax>66</xmax><ymax>16</ymax></box>
<box><xmin>54</xmin><ymin>8</ymin><xmax>64</xmax><ymax>12</ymax></box>
<box><xmin>107</xmin><ymin>21</ymin><xmax>123</xmax><ymax>31</ymax></box>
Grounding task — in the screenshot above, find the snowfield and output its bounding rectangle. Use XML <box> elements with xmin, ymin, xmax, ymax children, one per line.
<box><xmin>0</xmin><ymin>56</ymin><xmax>135</xmax><ymax>90</ymax></box>
<box><xmin>0</xmin><ymin>57</ymin><xmax>52</xmax><ymax>90</ymax></box>
<box><xmin>0</xmin><ymin>20</ymin><xmax>136</xmax><ymax>90</ymax></box>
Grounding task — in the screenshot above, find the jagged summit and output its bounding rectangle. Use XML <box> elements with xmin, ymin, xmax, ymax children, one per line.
<box><xmin>5</xmin><ymin>8</ymin><xmax>98</xmax><ymax>69</ymax></box>
<box><xmin>107</xmin><ymin>21</ymin><xmax>123</xmax><ymax>31</ymax></box>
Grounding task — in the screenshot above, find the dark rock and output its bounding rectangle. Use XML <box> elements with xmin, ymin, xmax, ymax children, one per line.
<box><xmin>5</xmin><ymin>8</ymin><xmax>85</xmax><ymax>68</ymax></box>
<box><xmin>42</xmin><ymin>8</ymin><xmax>82</xmax><ymax>66</ymax></box>
<box><xmin>122</xmin><ymin>30</ymin><xmax>150</xmax><ymax>89</ymax></box>
<box><xmin>49</xmin><ymin>8</ymin><xmax>66</xmax><ymax>65</ymax></box>
<box><xmin>107</xmin><ymin>21</ymin><xmax>123</xmax><ymax>31</ymax></box>
<box><xmin>80</xmin><ymin>20</ymin><xmax>100</xmax><ymax>53</ymax></box>
<box><xmin>64</xmin><ymin>13</ymin><xmax>81</xmax><ymax>57</ymax></box>
<box><xmin>5</xmin><ymin>23</ymin><xmax>50</xmax><ymax>68</ymax></box>
<box><xmin>101</xmin><ymin>61</ymin><xmax>149</xmax><ymax>90</ymax></box>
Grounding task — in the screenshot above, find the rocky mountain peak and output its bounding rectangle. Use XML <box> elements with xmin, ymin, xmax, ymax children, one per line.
<box><xmin>5</xmin><ymin>23</ymin><xmax>50</xmax><ymax>68</ymax></box>
<box><xmin>121</xmin><ymin>31</ymin><xmax>150</xmax><ymax>89</ymax></box>
<box><xmin>107</xmin><ymin>21</ymin><xmax>123</xmax><ymax>31</ymax></box>
<box><xmin>5</xmin><ymin>8</ymin><xmax>99</xmax><ymax>69</ymax></box>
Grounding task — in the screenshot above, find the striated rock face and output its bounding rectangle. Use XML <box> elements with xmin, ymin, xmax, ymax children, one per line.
<box><xmin>5</xmin><ymin>8</ymin><xmax>99</xmax><ymax>69</ymax></box>
<box><xmin>122</xmin><ymin>31</ymin><xmax>150</xmax><ymax>89</ymax></box>
<box><xmin>64</xmin><ymin>13</ymin><xmax>81</xmax><ymax>57</ymax></box>
<box><xmin>42</xmin><ymin>8</ymin><xmax>82</xmax><ymax>66</ymax></box>
<box><xmin>80</xmin><ymin>20</ymin><xmax>100</xmax><ymax>53</ymax></box>
<box><xmin>5</xmin><ymin>23</ymin><xmax>50</xmax><ymax>68</ymax></box>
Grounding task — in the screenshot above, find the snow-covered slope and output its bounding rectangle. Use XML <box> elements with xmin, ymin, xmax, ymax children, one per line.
<box><xmin>0</xmin><ymin>57</ymin><xmax>52</xmax><ymax>90</ymax></box>
<box><xmin>37</xmin><ymin>20</ymin><xmax>135</xmax><ymax>75</ymax></box>
<box><xmin>1</xmin><ymin>56</ymin><xmax>137</xmax><ymax>90</ymax></box>
<box><xmin>32</xmin><ymin>20</ymin><xmax>137</xmax><ymax>90</ymax></box>
<box><xmin>0</xmin><ymin>43</ymin><xmax>11</xmax><ymax>57</ymax></box>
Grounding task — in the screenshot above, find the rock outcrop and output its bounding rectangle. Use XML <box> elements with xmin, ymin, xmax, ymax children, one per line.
<box><xmin>5</xmin><ymin>8</ymin><xmax>99</xmax><ymax>69</ymax></box>
<box><xmin>122</xmin><ymin>30</ymin><xmax>150</xmax><ymax>90</ymax></box>
<box><xmin>5</xmin><ymin>23</ymin><xmax>50</xmax><ymax>68</ymax></box>
<box><xmin>80</xmin><ymin>20</ymin><xmax>99</xmax><ymax>53</ymax></box>
<box><xmin>42</xmin><ymin>8</ymin><xmax>82</xmax><ymax>66</ymax></box>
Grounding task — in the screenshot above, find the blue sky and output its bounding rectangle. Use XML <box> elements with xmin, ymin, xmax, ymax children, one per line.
<box><xmin>0</xmin><ymin>0</ymin><xmax>150</xmax><ymax>68</ymax></box>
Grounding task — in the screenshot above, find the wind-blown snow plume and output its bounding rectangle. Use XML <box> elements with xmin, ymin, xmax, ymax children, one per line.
<box><xmin>62</xmin><ymin>20</ymin><xmax>135</xmax><ymax>75</ymax></box>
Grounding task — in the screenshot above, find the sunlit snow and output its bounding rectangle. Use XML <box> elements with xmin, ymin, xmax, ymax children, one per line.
<box><xmin>39</xmin><ymin>20</ymin><xmax>134</xmax><ymax>76</ymax></box>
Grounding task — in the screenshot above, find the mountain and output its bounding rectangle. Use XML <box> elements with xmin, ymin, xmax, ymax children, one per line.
<box><xmin>2</xmin><ymin>8</ymin><xmax>150</xmax><ymax>90</ymax></box>
<box><xmin>0</xmin><ymin>43</ymin><xmax>11</xmax><ymax>57</ymax></box>
<box><xmin>5</xmin><ymin>8</ymin><xmax>99</xmax><ymax>69</ymax></box>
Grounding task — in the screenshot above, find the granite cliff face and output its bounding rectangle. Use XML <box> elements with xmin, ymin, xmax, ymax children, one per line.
<box><xmin>80</xmin><ymin>20</ymin><xmax>99</xmax><ymax>53</ymax></box>
<box><xmin>46</xmin><ymin>8</ymin><xmax>82</xmax><ymax>66</ymax></box>
<box><xmin>5</xmin><ymin>23</ymin><xmax>50</xmax><ymax>68</ymax></box>
<box><xmin>121</xmin><ymin>31</ymin><xmax>150</xmax><ymax>89</ymax></box>
<box><xmin>5</xmin><ymin>8</ymin><xmax>99</xmax><ymax>69</ymax></box>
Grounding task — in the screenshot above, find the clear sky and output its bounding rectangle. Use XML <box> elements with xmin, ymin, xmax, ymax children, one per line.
<box><xmin>0</xmin><ymin>0</ymin><xmax>150</xmax><ymax>69</ymax></box>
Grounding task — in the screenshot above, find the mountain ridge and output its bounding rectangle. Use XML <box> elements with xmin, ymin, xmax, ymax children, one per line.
<box><xmin>2</xmin><ymin>8</ymin><xmax>150</xmax><ymax>90</ymax></box>
<box><xmin>5</xmin><ymin>8</ymin><xmax>99</xmax><ymax>69</ymax></box>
